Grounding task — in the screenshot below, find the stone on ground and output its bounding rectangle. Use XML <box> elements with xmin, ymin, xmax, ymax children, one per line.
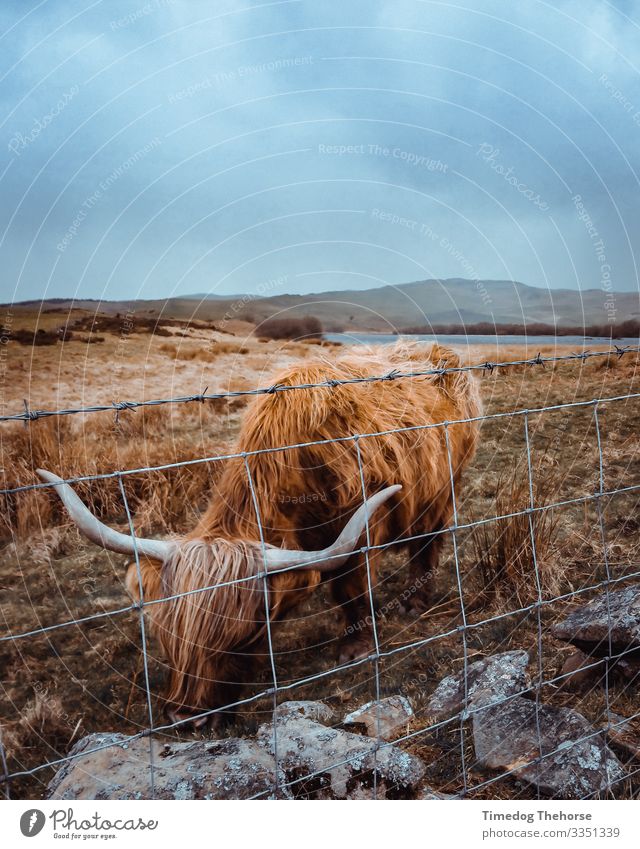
<box><xmin>47</xmin><ymin>700</ymin><xmax>427</xmax><ymax>800</ymax></box>
<box><xmin>551</xmin><ymin>584</ymin><xmax>640</xmax><ymax>655</ymax></box>
<box><xmin>418</xmin><ymin>786</ymin><xmax>456</xmax><ymax>799</ymax></box>
<box><xmin>274</xmin><ymin>700</ymin><xmax>334</xmax><ymax>723</ymax></box>
<box><xmin>427</xmin><ymin>650</ymin><xmax>530</xmax><ymax>718</ymax></box>
<box><xmin>343</xmin><ymin>695</ymin><xmax>413</xmax><ymax>741</ymax></box>
<box><xmin>48</xmin><ymin>733</ymin><xmax>286</xmax><ymax>800</ymax></box>
<box><xmin>256</xmin><ymin>709</ymin><xmax>426</xmax><ymax>799</ymax></box>
<box><xmin>603</xmin><ymin>713</ymin><xmax>640</xmax><ymax>763</ymax></box>
<box><xmin>472</xmin><ymin>697</ymin><xmax>625</xmax><ymax>798</ymax></box>
<box><xmin>557</xmin><ymin>650</ymin><xmax>606</xmax><ymax>691</ymax></box>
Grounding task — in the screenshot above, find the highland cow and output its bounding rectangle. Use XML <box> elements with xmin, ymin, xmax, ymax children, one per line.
<box><xmin>39</xmin><ymin>341</ymin><xmax>481</xmax><ymax>727</ymax></box>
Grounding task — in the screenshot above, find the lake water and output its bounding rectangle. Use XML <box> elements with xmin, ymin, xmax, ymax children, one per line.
<box><xmin>325</xmin><ymin>332</ymin><xmax>639</xmax><ymax>348</ymax></box>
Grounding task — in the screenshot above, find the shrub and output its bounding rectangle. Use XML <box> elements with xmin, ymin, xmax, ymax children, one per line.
<box><xmin>257</xmin><ymin>316</ymin><xmax>323</xmax><ymax>341</ymax></box>
<box><xmin>10</xmin><ymin>328</ymin><xmax>59</xmax><ymax>346</ymax></box>
<box><xmin>0</xmin><ymin>407</ymin><xmax>223</xmax><ymax>542</ymax></box>
<box><xmin>470</xmin><ymin>457</ymin><xmax>562</xmax><ymax>606</ymax></box>
<box><xmin>162</xmin><ymin>341</ymin><xmax>249</xmax><ymax>361</ymax></box>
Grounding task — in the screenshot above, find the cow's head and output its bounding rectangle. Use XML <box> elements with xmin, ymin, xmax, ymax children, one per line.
<box><xmin>37</xmin><ymin>469</ymin><xmax>400</xmax><ymax>726</ymax></box>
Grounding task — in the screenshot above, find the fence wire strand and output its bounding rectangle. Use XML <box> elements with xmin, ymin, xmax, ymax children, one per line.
<box><xmin>1</xmin><ymin>345</ymin><xmax>639</xmax><ymax>425</ymax></box>
<box><xmin>118</xmin><ymin>475</ymin><xmax>156</xmax><ymax>799</ymax></box>
<box><xmin>0</xmin><ymin>728</ymin><xmax>10</xmax><ymax>799</ymax></box>
<box><xmin>523</xmin><ymin>412</ymin><xmax>544</xmax><ymax>799</ymax></box>
<box><xmin>1</xmin><ymin>345</ymin><xmax>639</xmax><ymax>799</ymax></box>
<box><xmin>593</xmin><ymin>403</ymin><xmax>614</xmax><ymax>734</ymax></box>
<box><xmin>443</xmin><ymin>422</ymin><xmax>470</xmax><ymax>794</ymax></box>
<box><xmin>355</xmin><ymin>437</ymin><xmax>382</xmax><ymax>799</ymax></box>
<box><xmin>243</xmin><ymin>456</ymin><xmax>281</xmax><ymax>798</ymax></box>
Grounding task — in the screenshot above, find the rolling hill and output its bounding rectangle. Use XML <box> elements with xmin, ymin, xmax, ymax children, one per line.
<box><xmin>8</xmin><ymin>279</ymin><xmax>640</xmax><ymax>332</ymax></box>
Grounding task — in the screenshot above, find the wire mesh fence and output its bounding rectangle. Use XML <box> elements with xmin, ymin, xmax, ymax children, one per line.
<box><xmin>1</xmin><ymin>343</ymin><xmax>640</xmax><ymax>800</ymax></box>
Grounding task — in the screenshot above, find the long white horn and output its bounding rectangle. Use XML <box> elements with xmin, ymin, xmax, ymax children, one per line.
<box><xmin>37</xmin><ymin>469</ymin><xmax>173</xmax><ymax>562</ymax></box>
<box><xmin>263</xmin><ymin>484</ymin><xmax>402</xmax><ymax>573</ymax></box>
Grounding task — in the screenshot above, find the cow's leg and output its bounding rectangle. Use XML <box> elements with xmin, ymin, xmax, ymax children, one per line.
<box><xmin>401</xmin><ymin>491</ymin><xmax>457</xmax><ymax>615</ymax></box>
<box><xmin>399</xmin><ymin>528</ymin><xmax>445</xmax><ymax>614</ymax></box>
<box><xmin>329</xmin><ymin>552</ymin><xmax>379</xmax><ymax>664</ymax></box>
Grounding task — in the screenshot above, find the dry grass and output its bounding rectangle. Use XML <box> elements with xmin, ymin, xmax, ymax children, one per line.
<box><xmin>0</xmin><ymin>404</ymin><xmax>238</xmax><ymax>543</ymax></box>
<box><xmin>471</xmin><ymin>454</ymin><xmax>563</xmax><ymax>605</ymax></box>
<box><xmin>2</xmin><ymin>689</ymin><xmax>84</xmax><ymax>766</ymax></box>
<box><xmin>159</xmin><ymin>341</ymin><xmax>250</xmax><ymax>360</ymax></box>
<box><xmin>1</xmin><ymin>328</ymin><xmax>640</xmax><ymax>799</ymax></box>
<box><xmin>0</xmin><ymin>309</ymin><xmax>328</xmax><ymax>417</ymax></box>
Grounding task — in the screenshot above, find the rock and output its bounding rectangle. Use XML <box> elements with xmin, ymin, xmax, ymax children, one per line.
<box><xmin>557</xmin><ymin>650</ymin><xmax>605</xmax><ymax>691</ymax></box>
<box><xmin>47</xmin><ymin>733</ymin><xmax>288</xmax><ymax>800</ymax></box>
<box><xmin>617</xmin><ymin>657</ymin><xmax>640</xmax><ymax>682</ymax></box>
<box><xmin>49</xmin><ymin>697</ymin><xmax>427</xmax><ymax>800</ymax></box>
<box><xmin>556</xmin><ymin>650</ymin><xmax>640</xmax><ymax>693</ymax></box>
<box><xmin>427</xmin><ymin>651</ymin><xmax>530</xmax><ymax>718</ymax></box>
<box><xmin>604</xmin><ymin>713</ymin><xmax>640</xmax><ymax>762</ymax></box>
<box><xmin>343</xmin><ymin>696</ymin><xmax>413</xmax><ymax>741</ymax></box>
<box><xmin>551</xmin><ymin>584</ymin><xmax>640</xmax><ymax>655</ymax></box>
<box><xmin>472</xmin><ymin>697</ymin><xmax>625</xmax><ymax>798</ymax></box>
<box><xmin>419</xmin><ymin>786</ymin><xmax>456</xmax><ymax>799</ymax></box>
<box><xmin>275</xmin><ymin>700</ymin><xmax>334</xmax><ymax>724</ymax></box>
<box><xmin>256</xmin><ymin>711</ymin><xmax>426</xmax><ymax>799</ymax></box>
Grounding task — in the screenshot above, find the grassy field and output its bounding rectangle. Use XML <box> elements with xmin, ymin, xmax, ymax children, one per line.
<box><xmin>1</xmin><ymin>311</ymin><xmax>639</xmax><ymax>799</ymax></box>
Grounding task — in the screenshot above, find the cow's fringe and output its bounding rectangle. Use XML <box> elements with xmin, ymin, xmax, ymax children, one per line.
<box><xmin>153</xmin><ymin>539</ymin><xmax>267</xmax><ymax>713</ymax></box>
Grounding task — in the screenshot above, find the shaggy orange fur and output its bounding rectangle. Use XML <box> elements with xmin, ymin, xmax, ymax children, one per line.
<box><xmin>131</xmin><ymin>342</ymin><xmax>482</xmax><ymax>722</ymax></box>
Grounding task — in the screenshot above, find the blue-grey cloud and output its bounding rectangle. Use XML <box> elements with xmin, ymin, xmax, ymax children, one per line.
<box><xmin>1</xmin><ymin>0</ymin><xmax>639</xmax><ymax>304</ymax></box>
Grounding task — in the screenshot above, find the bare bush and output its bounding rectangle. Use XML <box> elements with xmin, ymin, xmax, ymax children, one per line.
<box><xmin>0</xmin><ymin>408</ymin><xmax>224</xmax><ymax>542</ymax></box>
<box><xmin>256</xmin><ymin>316</ymin><xmax>323</xmax><ymax>341</ymax></box>
<box><xmin>470</xmin><ymin>457</ymin><xmax>562</xmax><ymax>606</ymax></box>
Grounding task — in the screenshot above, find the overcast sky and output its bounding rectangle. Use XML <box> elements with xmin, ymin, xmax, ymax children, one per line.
<box><xmin>1</xmin><ymin>0</ymin><xmax>640</xmax><ymax>304</ymax></box>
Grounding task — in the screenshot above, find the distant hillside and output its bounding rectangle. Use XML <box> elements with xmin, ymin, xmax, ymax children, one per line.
<box><xmin>7</xmin><ymin>279</ymin><xmax>640</xmax><ymax>332</ymax></box>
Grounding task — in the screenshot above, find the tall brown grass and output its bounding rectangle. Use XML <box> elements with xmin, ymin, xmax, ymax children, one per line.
<box><xmin>159</xmin><ymin>341</ymin><xmax>249</xmax><ymax>360</ymax></box>
<box><xmin>470</xmin><ymin>457</ymin><xmax>562</xmax><ymax>606</ymax></box>
<box><xmin>0</xmin><ymin>405</ymin><xmax>232</xmax><ymax>543</ymax></box>
<box><xmin>1</xmin><ymin>690</ymin><xmax>79</xmax><ymax>763</ymax></box>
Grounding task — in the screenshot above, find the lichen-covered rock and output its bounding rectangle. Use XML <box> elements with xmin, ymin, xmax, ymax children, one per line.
<box><xmin>47</xmin><ymin>733</ymin><xmax>289</xmax><ymax>800</ymax></box>
<box><xmin>472</xmin><ymin>697</ymin><xmax>626</xmax><ymax>798</ymax></box>
<box><xmin>47</xmin><ymin>698</ymin><xmax>426</xmax><ymax>800</ymax></box>
<box><xmin>256</xmin><ymin>711</ymin><xmax>426</xmax><ymax>799</ymax></box>
<box><xmin>557</xmin><ymin>650</ymin><xmax>606</xmax><ymax>691</ymax></box>
<box><xmin>427</xmin><ymin>651</ymin><xmax>530</xmax><ymax>718</ymax></box>
<box><xmin>551</xmin><ymin>584</ymin><xmax>640</xmax><ymax>655</ymax></box>
<box><xmin>275</xmin><ymin>700</ymin><xmax>334</xmax><ymax>724</ymax></box>
<box><xmin>603</xmin><ymin>713</ymin><xmax>640</xmax><ymax>763</ymax></box>
<box><xmin>419</xmin><ymin>786</ymin><xmax>456</xmax><ymax>799</ymax></box>
<box><xmin>617</xmin><ymin>657</ymin><xmax>640</xmax><ymax>682</ymax></box>
<box><xmin>343</xmin><ymin>696</ymin><xmax>413</xmax><ymax>741</ymax></box>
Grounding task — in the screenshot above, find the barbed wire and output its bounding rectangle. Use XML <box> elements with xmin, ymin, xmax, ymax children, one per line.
<box><xmin>3</xmin><ymin>387</ymin><xmax>640</xmax><ymax>498</ymax></box>
<box><xmin>1</xmin><ymin>355</ymin><xmax>639</xmax><ymax>800</ymax></box>
<box><xmin>1</xmin><ymin>343</ymin><xmax>638</xmax><ymax>425</ymax></box>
